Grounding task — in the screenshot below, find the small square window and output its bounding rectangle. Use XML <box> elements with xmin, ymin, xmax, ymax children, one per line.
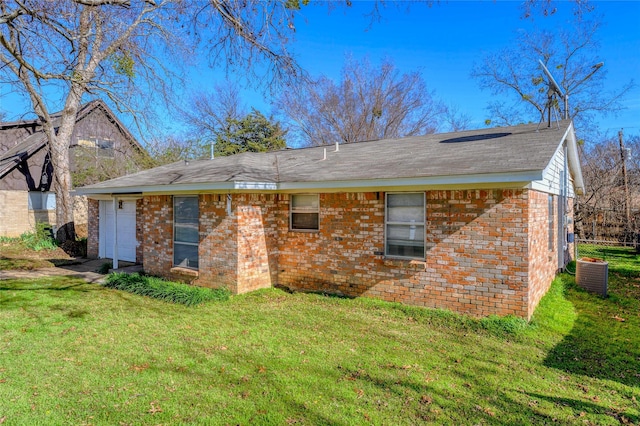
<box><xmin>28</xmin><ymin>192</ymin><xmax>56</xmax><ymax>211</ymax></box>
<box><xmin>290</xmin><ymin>194</ymin><xmax>319</xmax><ymax>231</ymax></box>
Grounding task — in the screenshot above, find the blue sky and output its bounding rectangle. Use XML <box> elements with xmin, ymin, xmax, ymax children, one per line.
<box><xmin>199</xmin><ymin>0</ymin><xmax>639</xmax><ymax>141</ymax></box>
<box><xmin>1</xmin><ymin>1</ymin><xmax>637</xmax><ymax>143</ymax></box>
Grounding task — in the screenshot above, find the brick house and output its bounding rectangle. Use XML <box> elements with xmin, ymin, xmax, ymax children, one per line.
<box><xmin>78</xmin><ymin>121</ymin><xmax>584</xmax><ymax>319</ymax></box>
<box><xmin>0</xmin><ymin>100</ymin><xmax>144</xmax><ymax>237</ymax></box>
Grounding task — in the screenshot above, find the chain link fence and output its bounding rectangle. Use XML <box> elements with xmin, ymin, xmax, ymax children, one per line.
<box><xmin>576</xmin><ymin>238</ymin><xmax>638</xmax><ymax>261</ymax></box>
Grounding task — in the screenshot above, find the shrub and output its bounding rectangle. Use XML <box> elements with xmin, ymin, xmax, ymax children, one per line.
<box><xmin>20</xmin><ymin>222</ymin><xmax>57</xmax><ymax>251</ymax></box>
<box><xmin>97</xmin><ymin>261</ymin><xmax>113</xmax><ymax>274</ymax></box>
<box><xmin>103</xmin><ymin>273</ymin><xmax>230</xmax><ymax>306</ymax></box>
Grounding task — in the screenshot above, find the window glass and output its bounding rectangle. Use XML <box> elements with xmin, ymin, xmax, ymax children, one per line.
<box><xmin>174</xmin><ymin>196</ymin><xmax>199</xmax><ymax>268</ymax></box>
<box><xmin>174</xmin><ymin>243</ymin><xmax>199</xmax><ymax>269</ymax></box>
<box><xmin>291</xmin><ymin>194</ymin><xmax>318</xmax><ymax>210</ymax></box>
<box><xmin>291</xmin><ymin>194</ymin><xmax>319</xmax><ymax>231</ymax></box>
<box><xmin>386</xmin><ymin>193</ymin><xmax>425</xmax><ymax>259</ymax></box>
<box><xmin>28</xmin><ymin>192</ymin><xmax>56</xmax><ymax>211</ymax></box>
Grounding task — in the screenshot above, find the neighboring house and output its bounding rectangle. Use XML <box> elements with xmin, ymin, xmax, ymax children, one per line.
<box><xmin>77</xmin><ymin>120</ymin><xmax>584</xmax><ymax>319</ymax></box>
<box><xmin>0</xmin><ymin>100</ymin><xmax>144</xmax><ymax>237</ymax></box>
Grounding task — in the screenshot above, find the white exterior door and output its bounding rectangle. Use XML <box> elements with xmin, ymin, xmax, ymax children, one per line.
<box><xmin>99</xmin><ymin>200</ymin><xmax>137</xmax><ymax>262</ymax></box>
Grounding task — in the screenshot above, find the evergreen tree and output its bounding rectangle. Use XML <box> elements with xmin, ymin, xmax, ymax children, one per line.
<box><xmin>214</xmin><ymin>109</ymin><xmax>287</xmax><ymax>157</ymax></box>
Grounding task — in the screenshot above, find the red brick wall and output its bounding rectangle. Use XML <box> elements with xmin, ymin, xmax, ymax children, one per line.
<box><xmin>194</xmin><ymin>194</ymin><xmax>279</xmax><ymax>294</ymax></box>
<box><xmin>527</xmin><ymin>190</ymin><xmax>559</xmax><ymax>317</ymax></box>
<box><xmin>135</xmin><ymin>189</ymin><xmax>566</xmax><ymax>318</ymax></box>
<box><xmin>142</xmin><ymin>195</ymin><xmax>173</xmax><ymax>277</ymax></box>
<box><xmin>195</xmin><ymin>194</ymin><xmax>238</xmax><ymax>291</ymax></box>
<box><xmin>135</xmin><ymin>199</ymin><xmax>144</xmax><ymax>264</ymax></box>
<box><xmin>235</xmin><ymin>194</ymin><xmax>280</xmax><ymax>293</ymax></box>
<box><xmin>140</xmin><ymin>194</ymin><xmax>278</xmax><ymax>294</ymax></box>
<box><xmin>277</xmin><ymin>190</ymin><xmax>531</xmax><ymax>317</ymax></box>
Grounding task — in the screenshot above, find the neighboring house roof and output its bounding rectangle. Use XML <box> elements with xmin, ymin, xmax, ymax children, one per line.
<box><xmin>78</xmin><ymin>120</ymin><xmax>584</xmax><ymax>196</ymax></box>
<box><xmin>0</xmin><ymin>99</ymin><xmax>142</xmax><ymax>178</ymax></box>
<box><xmin>0</xmin><ymin>129</ymin><xmax>47</xmax><ymax>177</ymax></box>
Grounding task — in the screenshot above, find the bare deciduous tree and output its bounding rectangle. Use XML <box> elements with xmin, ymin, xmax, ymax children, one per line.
<box><xmin>0</xmin><ymin>0</ymin><xmax>304</xmax><ymax>242</ymax></box>
<box><xmin>180</xmin><ymin>82</ymin><xmax>248</xmax><ymax>152</ymax></box>
<box><xmin>576</xmin><ymin>133</ymin><xmax>640</xmax><ymax>240</ymax></box>
<box><xmin>278</xmin><ymin>57</ymin><xmax>447</xmax><ymax>146</ymax></box>
<box><xmin>144</xmin><ymin>135</ymin><xmax>207</xmax><ymax>165</ymax></box>
<box><xmin>471</xmin><ymin>9</ymin><xmax>633</xmax><ymax>135</ymax></box>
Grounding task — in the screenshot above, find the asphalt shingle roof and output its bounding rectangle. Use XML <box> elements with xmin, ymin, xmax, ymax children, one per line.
<box><xmin>80</xmin><ymin>120</ymin><xmax>574</xmax><ymax>193</ymax></box>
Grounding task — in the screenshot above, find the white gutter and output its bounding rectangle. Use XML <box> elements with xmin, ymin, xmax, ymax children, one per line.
<box><xmin>563</xmin><ymin>121</ymin><xmax>585</xmax><ymax>195</ymax></box>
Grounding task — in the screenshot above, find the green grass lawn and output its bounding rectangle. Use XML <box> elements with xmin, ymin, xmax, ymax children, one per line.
<box><xmin>0</xmin><ymin>247</ymin><xmax>639</xmax><ymax>425</ymax></box>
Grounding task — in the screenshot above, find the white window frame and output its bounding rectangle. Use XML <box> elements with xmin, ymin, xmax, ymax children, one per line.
<box><xmin>548</xmin><ymin>194</ymin><xmax>555</xmax><ymax>251</ymax></box>
<box><xmin>173</xmin><ymin>195</ymin><xmax>199</xmax><ymax>269</ymax></box>
<box><xmin>290</xmin><ymin>194</ymin><xmax>320</xmax><ymax>231</ymax></box>
<box><xmin>385</xmin><ymin>192</ymin><xmax>426</xmax><ymax>260</ymax></box>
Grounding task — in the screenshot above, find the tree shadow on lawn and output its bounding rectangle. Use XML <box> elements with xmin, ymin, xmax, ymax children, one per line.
<box><xmin>0</xmin><ymin>278</ymin><xmax>94</xmax><ymax>292</ymax></box>
<box><xmin>544</xmin><ymin>280</ymin><xmax>640</xmax><ymax>389</ymax></box>
<box><xmin>0</xmin><ymin>255</ymin><xmax>80</xmax><ymax>270</ymax></box>
<box><xmin>526</xmin><ymin>392</ymin><xmax>639</xmax><ymax>424</ymax></box>
<box><xmin>0</xmin><ymin>278</ymin><xmax>100</xmax><ymax>310</ymax></box>
<box><xmin>543</xmin><ymin>314</ymin><xmax>640</xmax><ymax>388</ymax></box>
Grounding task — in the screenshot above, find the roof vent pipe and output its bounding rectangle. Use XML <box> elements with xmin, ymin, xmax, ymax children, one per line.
<box><xmin>323</xmin><ymin>147</ymin><xmax>327</xmax><ymax>160</ymax></box>
<box><xmin>335</xmin><ymin>141</ymin><xmax>339</xmax><ymax>152</ymax></box>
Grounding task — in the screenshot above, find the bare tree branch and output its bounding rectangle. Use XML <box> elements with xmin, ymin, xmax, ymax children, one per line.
<box><xmin>471</xmin><ymin>8</ymin><xmax>634</xmax><ymax>137</ymax></box>
<box><xmin>278</xmin><ymin>56</ymin><xmax>446</xmax><ymax>146</ymax></box>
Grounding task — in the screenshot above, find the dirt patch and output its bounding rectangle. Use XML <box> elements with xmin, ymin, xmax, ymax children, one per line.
<box><xmin>0</xmin><ymin>242</ymin><xmax>78</xmax><ymax>270</ymax></box>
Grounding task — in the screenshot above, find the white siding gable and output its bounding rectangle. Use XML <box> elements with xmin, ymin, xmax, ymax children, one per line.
<box><xmin>531</xmin><ymin>142</ymin><xmax>576</xmax><ymax>197</ymax></box>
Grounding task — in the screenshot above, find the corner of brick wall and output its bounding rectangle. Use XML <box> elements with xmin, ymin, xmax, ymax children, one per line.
<box><xmin>142</xmin><ymin>195</ymin><xmax>173</xmax><ymax>277</ymax></box>
<box><xmin>235</xmin><ymin>194</ymin><xmax>279</xmax><ymax>294</ymax></box>
<box><xmin>136</xmin><ymin>198</ymin><xmax>144</xmax><ymax>264</ymax></box>
<box><xmin>86</xmin><ymin>198</ymin><xmax>100</xmax><ymax>258</ymax></box>
<box><xmin>526</xmin><ymin>190</ymin><xmax>559</xmax><ymax>319</ymax></box>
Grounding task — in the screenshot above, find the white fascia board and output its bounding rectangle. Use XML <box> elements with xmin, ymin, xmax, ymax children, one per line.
<box><xmin>233</xmin><ymin>181</ymin><xmax>278</xmax><ymax>190</ymax></box>
<box><xmin>76</xmin><ymin>181</ymin><xmax>239</xmax><ymax>196</ymax></box>
<box><xmin>278</xmin><ymin>170</ymin><xmax>543</xmax><ymax>191</ymax></box>
<box><xmin>85</xmin><ymin>194</ymin><xmax>143</xmax><ymax>201</ymax></box>
<box><xmin>78</xmin><ymin>181</ymin><xmax>278</xmax><ymax>196</ymax></box>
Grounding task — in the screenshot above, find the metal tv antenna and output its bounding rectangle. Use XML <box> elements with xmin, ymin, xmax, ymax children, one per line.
<box><xmin>538</xmin><ymin>59</ymin><xmax>604</xmax><ymax>127</ymax></box>
<box><xmin>538</xmin><ymin>59</ymin><xmax>566</xmax><ymax>128</ymax></box>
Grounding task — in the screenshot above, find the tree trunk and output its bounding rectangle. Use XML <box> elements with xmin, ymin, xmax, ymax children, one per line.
<box><xmin>50</xmin><ymin>135</ymin><xmax>76</xmax><ymax>243</ymax></box>
<box><xmin>51</xmin><ymin>92</ymin><xmax>84</xmax><ymax>244</ymax></box>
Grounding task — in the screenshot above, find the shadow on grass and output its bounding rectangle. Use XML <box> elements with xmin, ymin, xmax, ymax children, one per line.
<box><xmin>544</xmin><ymin>277</ymin><xmax>640</xmax><ymax>388</ymax></box>
<box><xmin>0</xmin><ymin>255</ymin><xmax>82</xmax><ymax>271</ymax></box>
<box><xmin>544</xmin><ymin>315</ymin><xmax>640</xmax><ymax>388</ymax></box>
<box><xmin>579</xmin><ymin>245</ymin><xmax>637</xmax><ymax>259</ymax></box>
<box><xmin>0</xmin><ymin>281</ymin><xmax>93</xmax><ymax>292</ymax></box>
<box><xmin>527</xmin><ymin>392</ymin><xmax>639</xmax><ymax>424</ymax></box>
